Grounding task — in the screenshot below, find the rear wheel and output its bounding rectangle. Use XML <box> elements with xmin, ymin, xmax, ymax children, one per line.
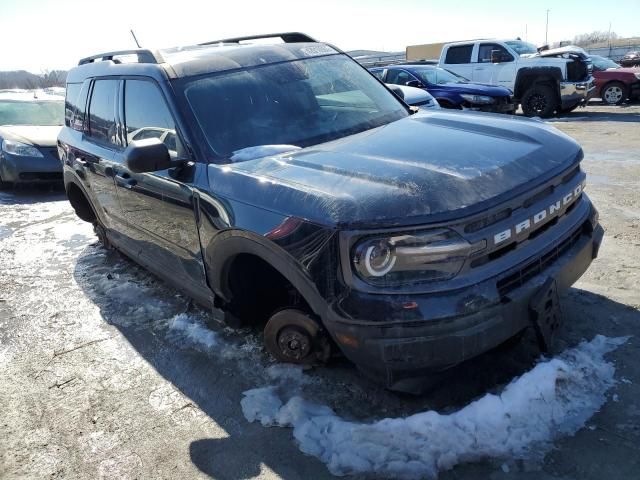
<box><xmin>601</xmin><ymin>81</ymin><xmax>628</xmax><ymax>105</ymax></box>
<box><xmin>264</xmin><ymin>309</ymin><xmax>330</xmax><ymax>365</ymax></box>
<box><xmin>521</xmin><ymin>84</ymin><xmax>557</xmax><ymax>117</ymax></box>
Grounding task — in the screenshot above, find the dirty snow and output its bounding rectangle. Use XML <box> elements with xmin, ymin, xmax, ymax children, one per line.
<box><xmin>242</xmin><ymin>335</ymin><xmax>628</xmax><ymax>479</ymax></box>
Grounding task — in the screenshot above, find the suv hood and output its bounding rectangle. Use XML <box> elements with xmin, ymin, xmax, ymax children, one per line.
<box><xmin>0</xmin><ymin>125</ymin><xmax>62</xmax><ymax>147</ymax></box>
<box><xmin>208</xmin><ymin>111</ymin><xmax>581</xmax><ymax>228</ymax></box>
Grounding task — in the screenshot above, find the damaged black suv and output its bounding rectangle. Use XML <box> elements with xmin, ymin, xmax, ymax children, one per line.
<box><xmin>59</xmin><ymin>33</ymin><xmax>603</xmax><ymax>392</ymax></box>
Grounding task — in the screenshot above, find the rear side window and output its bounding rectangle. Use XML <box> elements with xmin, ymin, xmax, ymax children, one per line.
<box><xmin>123</xmin><ymin>79</ymin><xmax>184</xmax><ymax>156</ymax></box>
<box><xmin>370</xmin><ymin>70</ymin><xmax>385</xmax><ymax>81</ymax></box>
<box><xmin>65</xmin><ymin>81</ymin><xmax>90</xmax><ymax>131</ymax></box>
<box><xmin>444</xmin><ymin>45</ymin><xmax>473</xmax><ymax>64</ymax></box>
<box><xmin>88</xmin><ymin>79</ymin><xmax>119</xmax><ymax>145</ymax></box>
<box><xmin>385</xmin><ymin>69</ymin><xmax>413</xmax><ymax>86</ymax></box>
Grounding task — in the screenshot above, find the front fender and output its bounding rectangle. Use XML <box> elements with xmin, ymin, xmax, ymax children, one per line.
<box><xmin>203</xmin><ymin>229</ymin><xmax>331</xmax><ymax>319</ymax></box>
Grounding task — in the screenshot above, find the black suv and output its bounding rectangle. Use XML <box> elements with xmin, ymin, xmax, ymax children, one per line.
<box><xmin>59</xmin><ymin>33</ymin><xmax>603</xmax><ymax>392</ymax></box>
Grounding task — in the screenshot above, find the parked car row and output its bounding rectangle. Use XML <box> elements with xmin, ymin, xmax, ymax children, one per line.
<box><xmin>377</xmin><ymin>39</ymin><xmax>640</xmax><ymax>115</ymax></box>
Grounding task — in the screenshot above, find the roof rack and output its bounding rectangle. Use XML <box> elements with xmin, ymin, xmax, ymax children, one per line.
<box><xmin>78</xmin><ymin>49</ymin><xmax>164</xmax><ymax>66</ymax></box>
<box><xmin>200</xmin><ymin>32</ymin><xmax>316</xmax><ymax>46</ymax></box>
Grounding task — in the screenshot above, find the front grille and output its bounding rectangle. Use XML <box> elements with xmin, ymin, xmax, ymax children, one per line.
<box><xmin>18</xmin><ymin>172</ymin><xmax>63</xmax><ymax>181</ymax></box>
<box><xmin>496</xmin><ymin>222</ymin><xmax>587</xmax><ymax>297</ymax></box>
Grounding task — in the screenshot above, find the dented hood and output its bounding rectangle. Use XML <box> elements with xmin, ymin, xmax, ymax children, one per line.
<box><xmin>208</xmin><ymin>111</ymin><xmax>582</xmax><ymax>228</ymax></box>
<box><xmin>538</xmin><ymin>45</ymin><xmax>588</xmax><ymax>59</ymax></box>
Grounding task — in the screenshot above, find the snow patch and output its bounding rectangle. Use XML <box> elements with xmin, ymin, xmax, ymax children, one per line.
<box><xmin>168</xmin><ymin>313</ymin><xmax>219</xmax><ymax>350</ymax></box>
<box><xmin>242</xmin><ymin>335</ymin><xmax>628</xmax><ymax>479</ymax></box>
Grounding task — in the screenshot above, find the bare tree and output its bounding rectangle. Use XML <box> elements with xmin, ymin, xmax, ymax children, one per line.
<box><xmin>573</xmin><ymin>31</ymin><xmax>618</xmax><ymax>47</ymax></box>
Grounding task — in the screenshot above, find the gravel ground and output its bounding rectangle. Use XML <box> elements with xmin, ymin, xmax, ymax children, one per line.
<box><xmin>1</xmin><ymin>104</ymin><xmax>639</xmax><ymax>479</ymax></box>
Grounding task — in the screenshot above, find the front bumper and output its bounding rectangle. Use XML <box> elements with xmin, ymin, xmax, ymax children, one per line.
<box><xmin>462</xmin><ymin>98</ymin><xmax>516</xmax><ymax>114</ymax></box>
<box><xmin>560</xmin><ymin>76</ymin><xmax>596</xmax><ymax>108</ymax></box>
<box><xmin>325</xmin><ymin>206</ymin><xmax>602</xmax><ymax>392</ymax></box>
<box><xmin>0</xmin><ymin>147</ymin><xmax>62</xmax><ymax>183</ymax></box>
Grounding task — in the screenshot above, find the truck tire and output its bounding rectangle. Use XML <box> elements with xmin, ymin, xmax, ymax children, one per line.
<box><xmin>601</xmin><ymin>81</ymin><xmax>628</xmax><ymax>106</ymax></box>
<box><xmin>264</xmin><ymin>309</ymin><xmax>330</xmax><ymax>365</ymax></box>
<box><xmin>521</xmin><ymin>85</ymin><xmax>557</xmax><ymax>118</ymax></box>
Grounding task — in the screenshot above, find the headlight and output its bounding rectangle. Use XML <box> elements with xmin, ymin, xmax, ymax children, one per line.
<box><xmin>1</xmin><ymin>139</ymin><xmax>43</xmax><ymax>157</ymax></box>
<box><xmin>352</xmin><ymin>229</ymin><xmax>480</xmax><ymax>286</ymax></box>
<box><xmin>460</xmin><ymin>94</ymin><xmax>496</xmax><ymax>105</ymax></box>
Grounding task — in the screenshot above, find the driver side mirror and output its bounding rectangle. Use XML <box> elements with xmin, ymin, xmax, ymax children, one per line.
<box><xmin>405</xmin><ymin>80</ymin><xmax>423</xmax><ymax>88</ymax></box>
<box><xmin>124</xmin><ymin>138</ymin><xmax>175</xmax><ymax>173</ymax></box>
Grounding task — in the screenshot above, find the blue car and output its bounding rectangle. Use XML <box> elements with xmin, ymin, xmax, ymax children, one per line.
<box><xmin>370</xmin><ymin>65</ymin><xmax>515</xmax><ymax>113</ymax></box>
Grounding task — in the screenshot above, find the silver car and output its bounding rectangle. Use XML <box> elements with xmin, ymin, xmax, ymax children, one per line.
<box><xmin>386</xmin><ymin>84</ymin><xmax>440</xmax><ymax>109</ymax></box>
<box><xmin>0</xmin><ymin>90</ymin><xmax>64</xmax><ymax>188</ymax></box>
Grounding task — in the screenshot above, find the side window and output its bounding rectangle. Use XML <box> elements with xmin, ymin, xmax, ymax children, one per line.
<box><xmin>370</xmin><ymin>69</ymin><xmax>385</xmax><ymax>81</ymax></box>
<box><xmin>444</xmin><ymin>45</ymin><xmax>473</xmax><ymax>64</ymax></box>
<box><xmin>386</xmin><ymin>69</ymin><xmax>412</xmax><ymax>86</ymax></box>
<box><xmin>88</xmin><ymin>79</ymin><xmax>119</xmax><ymax>145</ymax></box>
<box><xmin>124</xmin><ymin>79</ymin><xmax>184</xmax><ymax>156</ymax></box>
<box><xmin>65</xmin><ymin>81</ymin><xmax>90</xmax><ymax>131</ymax></box>
<box><xmin>478</xmin><ymin>44</ymin><xmax>514</xmax><ymax>63</ymax></box>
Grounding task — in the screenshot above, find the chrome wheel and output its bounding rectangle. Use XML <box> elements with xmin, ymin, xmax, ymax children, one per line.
<box><xmin>602</xmin><ymin>83</ymin><xmax>626</xmax><ymax>105</ymax></box>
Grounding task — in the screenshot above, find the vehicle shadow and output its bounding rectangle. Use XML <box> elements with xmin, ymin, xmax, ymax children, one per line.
<box><xmin>0</xmin><ymin>184</ymin><xmax>65</xmax><ymax>205</ymax></box>
<box><xmin>73</xmin><ymin>244</ymin><xmax>640</xmax><ymax>479</ymax></box>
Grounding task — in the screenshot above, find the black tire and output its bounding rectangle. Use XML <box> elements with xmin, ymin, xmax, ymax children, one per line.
<box><xmin>601</xmin><ymin>81</ymin><xmax>628</xmax><ymax>106</ymax></box>
<box><xmin>264</xmin><ymin>309</ymin><xmax>330</xmax><ymax>365</ymax></box>
<box><xmin>521</xmin><ymin>84</ymin><xmax>557</xmax><ymax>118</ymax></box>
<box><xmin>93</xmin><ymin>221</ymin><xmax>111</xmax><ymax>249</ymax></box>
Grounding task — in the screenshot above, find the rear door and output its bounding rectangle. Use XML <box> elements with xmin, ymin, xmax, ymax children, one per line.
<box><xmin>75</xmin><ymin>78</ymin><xmax>126</xmax><ymax>229</ymax></box>
<box><xmin>112</xmin><ymin>78</ymin><xmax>208</xmax><ymax>295</ymax></box>
<box><xmin>441</xmin><ymin>44</ymin><xmax>475</xmax><ymax>80</ymax></box>
<box><xmin>473</xmin><ymin>43</ymin><xmax>517</xmax><ymax>88</ymax></box>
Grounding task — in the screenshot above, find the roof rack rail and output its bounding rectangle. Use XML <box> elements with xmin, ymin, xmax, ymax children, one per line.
<box><xmin>200</xmin><ymin>32</ymin><xmax>316</xmax><ymax>46</ymax></box>
<box><xmin>78</xmin><ymin>49</ymin><xmax>163</xmax><ymax>66</ymax></box>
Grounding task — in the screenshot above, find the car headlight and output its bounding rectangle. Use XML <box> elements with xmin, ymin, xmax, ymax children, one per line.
<box><xmin>1</xmin><ymin>139</ymin><xmax>43</xmax><ymax>157</ymax></box>
<box><xmin>352</xmin><ymin>229</ymin><xmax>482</xmax><ymax>286</ymax></box>
<box><xmin>460</xmin><ymin>94</ymin><xmax>496</xmax><ymax>105</ymax></box>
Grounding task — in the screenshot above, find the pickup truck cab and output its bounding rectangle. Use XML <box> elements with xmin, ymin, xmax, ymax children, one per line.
<box><xmin>439</xmin><ymin>40</ymin><xmax>595</xmax><ymax>117</ymax></box>
<box><xmin>59</xmin><ymin>33</ymin><xmax>603</xmax><ymax>392</ymax></box>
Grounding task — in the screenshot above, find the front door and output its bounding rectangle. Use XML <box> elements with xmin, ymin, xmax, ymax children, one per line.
<box><xmin>473</xmin><ymin>43</ymin><xmax>517</xmax><ymax>89</ymax></box>
<box><xmin>112</xmin><ymin>78</ymin><xmax>208</xmax><ymax>296</ymax></box>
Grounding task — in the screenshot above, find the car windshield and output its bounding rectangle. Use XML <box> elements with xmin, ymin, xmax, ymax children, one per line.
<box><xmin>590</xmin><ymin>55</ymin><xmax>620</xmax><ymax>70</ymax></box>
<box><xmin>0</xmin><ymin>100</ymin><xmax>64</xmax><ymax>126</ymax></box>
<box><xmin>505</xmin><ymin>40</ymin><xmax>538</xmax><ymax>55</ymax></box>
<box><xmin>180</xmin><ymin>54</ymin><xmax>408</xmax><ymax>159</ymax></box>
<box><xmin>414</xmin><ymin>67</ymin><xmax>468</xmax><ymax>85</ymax></box>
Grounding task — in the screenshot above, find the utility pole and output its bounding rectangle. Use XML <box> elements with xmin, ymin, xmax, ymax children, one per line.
<box><xmin>545</xmin><ymin>9</ymin><xmax>550</xmax><ymax>45</ymax></box>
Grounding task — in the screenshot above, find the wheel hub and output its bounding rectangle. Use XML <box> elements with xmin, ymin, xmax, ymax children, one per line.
<box><xmin>277</xmin><ymin>327</ymin><xmax>312</xmax><ymax>361</ymax></box>
<box><xmin>529</xmin><ymin>93</ymin><xmax>547</xmax><ymax>113</ymax></box>
<box><xmin>604</xmin><ymin>87</ymin><xmax>623</xmax><ymax>103</ymax></box>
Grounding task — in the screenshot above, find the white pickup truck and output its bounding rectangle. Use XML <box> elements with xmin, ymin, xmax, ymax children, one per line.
<box><xmin>438</xmin><ymin>39</ymin><xmax>595</xmax><ymax>117</ymax></box>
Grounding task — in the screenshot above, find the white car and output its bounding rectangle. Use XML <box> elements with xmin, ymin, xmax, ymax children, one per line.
<box><xmin>386</xmin><ymin>84</ymin><xmax>440</xmax><ymax>109</ymax></box>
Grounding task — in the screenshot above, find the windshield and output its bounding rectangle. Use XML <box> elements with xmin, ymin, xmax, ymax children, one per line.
<box><xmin>0</xmin><ymin>100</ymin><xmax>64</xmax><ymax>126</ymax></box>
<box><xmin>590</xmin><ymin>55</ymin><xmax>620</xmax><ymax>70</ymax></box>
<box><xmin>181</xmin><ymin>54</ymin><xmax>408</xmax><ymax>159</ymax></box>
<box><xmin>414</xmin><ymin>67</ymin><xmax>468</xmax><ymax>85</ymax></box>
<box><xmin>505</xmin><ymin>40</ymin><xmax>538</xmax><ymax>55</ymax></box>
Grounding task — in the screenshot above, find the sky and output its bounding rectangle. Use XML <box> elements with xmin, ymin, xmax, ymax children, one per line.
<box><xmin>2</xmin><ymin>0</ymin><xmax>639</xmax><ymax>73</ymax></box>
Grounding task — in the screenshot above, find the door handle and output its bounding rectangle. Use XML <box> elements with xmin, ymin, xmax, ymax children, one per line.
<box><xmin>115</xmin><ymin>172</ymin><xmax>137</xmax><ymax>189</ymax></box>
<box><xmin>474</xmin><ymin>67</ymin><xmax>485</xmax><ymax>71</ymax></box>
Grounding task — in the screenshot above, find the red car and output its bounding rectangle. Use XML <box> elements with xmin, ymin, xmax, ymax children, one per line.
<box><xmin>590</xmin><ymin>55</ymin><xmax>640</xmax><ymax>105</ymax></box>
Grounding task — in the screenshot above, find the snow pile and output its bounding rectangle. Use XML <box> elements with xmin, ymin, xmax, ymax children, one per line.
<box><xmin>242</xmin><ymin>335</ymin><xmax>627</xmax><ymax>479</ymax></box>
<box><xmin>230</xmin><ymin>144</ymin><xmax>300</xmax><ymax>162</ymax></box>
